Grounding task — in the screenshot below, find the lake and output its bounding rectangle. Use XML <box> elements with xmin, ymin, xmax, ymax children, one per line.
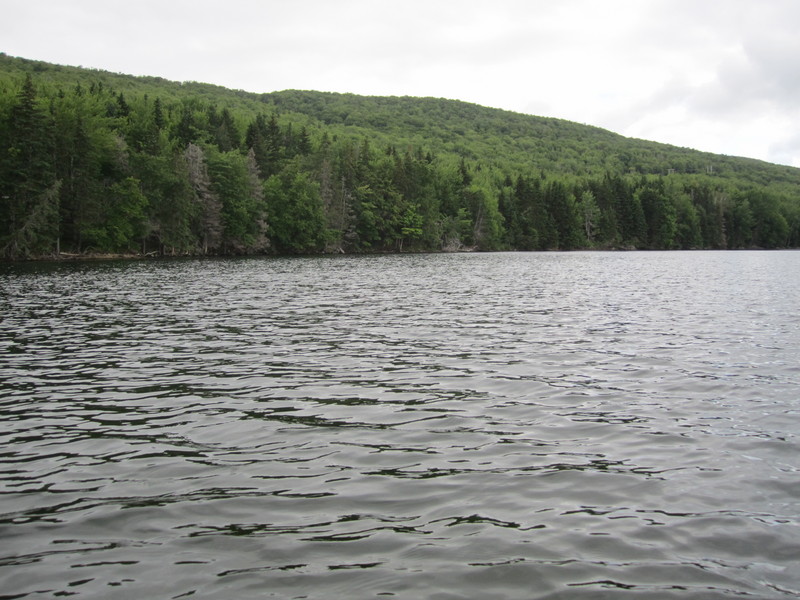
<box><xmin>1</xmin><ymin>251</ymin><xmax>798</xmax><ymax>599</ymax></box>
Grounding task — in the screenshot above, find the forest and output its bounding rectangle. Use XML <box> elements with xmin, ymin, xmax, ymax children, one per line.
<box><xmin>1</xmin><ymin>54</ymin><xmax>799</xmax><ymax>259</ymax></box>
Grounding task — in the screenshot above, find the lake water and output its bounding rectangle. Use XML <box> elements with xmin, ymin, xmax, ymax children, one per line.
<box><xmin>1</xmin><ymin>251</ymin><xmax>799</xmax><ymax>599</ymax></box>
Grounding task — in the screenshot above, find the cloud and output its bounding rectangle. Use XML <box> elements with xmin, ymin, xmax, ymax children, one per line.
<box><xmin>769</xmin><ymin>132</ymin><xmax>800</xmax><ymax>168</ymax></box>
<box><xmin>582</xmin><ymin>0</ymin><xmax>800</xmax><ymax>164</ymax></box>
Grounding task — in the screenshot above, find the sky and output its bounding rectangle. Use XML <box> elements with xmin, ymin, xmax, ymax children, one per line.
<box><xmin>3</xmin><ymin>0</ymin><xmax>799</xmax><ymax>167</ymax></box>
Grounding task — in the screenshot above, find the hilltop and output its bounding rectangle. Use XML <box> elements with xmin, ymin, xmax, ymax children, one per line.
<box><xmin>264</xmin><ymin>89</ymin><xmax>800</xmax><ymax>188</ymax></box>
<box><xmin>1</xmin><ymin>53</ymin><xmax>798</xmax><ymax>258</ymax></box>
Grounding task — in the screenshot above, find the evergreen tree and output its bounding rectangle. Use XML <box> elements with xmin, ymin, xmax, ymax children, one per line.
<box><xmin>83</xmin><ymin>177</ymin><xmax>147</xmax><ymax>252</ymax></box>
<box><xmin>265</xmin><ymin>165</ymin><xmax>326</xmax><ymax>253</ymax></box>
<box><xmin>0</xmin><ymin>75</ymin><xmax>60</xmax><ymax>257</ymax></box>
<box><xmin>543</xmin><ymin>180</ymin><xmax>582</xmax><ymax>249</ymax></box>
<box><xmin>175</xmin><ymin>107</ymin><xmax>197</xmax><ymax>147</ymax></box>
<box><xmin>610</xmin><ymin>175</ymin><xmax>645</xmax><ymax>247</ymax></box>
<box><xmin>214</xmin><ymin>107</ymin><xmax>239</xmax><ymax>152</ymax></box>
<box><xmin>748</xmin><ymin>190</ymin><xmax>789</xmax><ymax>248</ymax></box>
<box><xmin>672</xmin><ymin>192</ymin><xmax>702</xmax><ymax>249</ymax></box>
<box><xmin>637</xmin><ymin>178</ymin><xmax>676</xmax><ymax>249</ymax></box>
<box><xmin>726</xmin><ymin>195</ymin><xmax>754</xmax><ymax>248</ymax></box>
<box><xmin>207</xmin><ymin>148</ymin><xmax>267</xmax><ymax>253</ymax></box>
<box><xmin>244</xmin><ymin>115</ymin><xmax>270</xmax><ymax>174</ymax></box>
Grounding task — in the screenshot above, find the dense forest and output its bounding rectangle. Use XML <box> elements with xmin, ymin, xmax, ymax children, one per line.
<box><xmin>1</xmin><ymin>54</ymin><xmax>799</xmax><ymax>259</ymax></box>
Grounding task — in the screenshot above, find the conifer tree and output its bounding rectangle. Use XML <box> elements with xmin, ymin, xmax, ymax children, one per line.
<box><xmin>1</xmin><ymin>75</ymin><xmax>60</xmax><ymax>257</ymax></box>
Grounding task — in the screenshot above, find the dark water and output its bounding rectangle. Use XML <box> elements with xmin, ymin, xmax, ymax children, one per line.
<box><xmin>1</xmin><ymin>251</ymin><xmax>799</xmax><ymax>599</ymax></box>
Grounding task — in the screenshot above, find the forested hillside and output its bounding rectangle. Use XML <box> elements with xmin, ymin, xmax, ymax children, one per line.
<box><xmin>1</xmin><ymin>53</ymin><xmax>798</xmax><ymax>259</ymax></box>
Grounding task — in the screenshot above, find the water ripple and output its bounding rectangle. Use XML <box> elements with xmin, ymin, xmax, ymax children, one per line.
<box><xmin>1</xmin><ymin>252</ymin><xmax>799</xmax><ymax>599</ymax></box>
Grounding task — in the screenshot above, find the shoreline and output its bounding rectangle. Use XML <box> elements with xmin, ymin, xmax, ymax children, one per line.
<box><xmin>2</xmin><ymin>245</ymin><xmax>791</xmax><ymax>263</ymax></box>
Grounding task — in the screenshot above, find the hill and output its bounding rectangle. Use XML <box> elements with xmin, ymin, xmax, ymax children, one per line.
<box><xmin>1</xmin><ymin>53</ymin><xmax>798</xmax><ymax>258</ymax></box>
<box><xmin>264</xmin><ymin>89</ymin><xmax>800</xmax><ymax>188</ymax></box>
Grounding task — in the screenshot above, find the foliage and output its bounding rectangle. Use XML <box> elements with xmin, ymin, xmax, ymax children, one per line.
<box><xmin>1</xmin><ymin>53</ymin><xmax>799</xmax><ymax>259</ymax></box>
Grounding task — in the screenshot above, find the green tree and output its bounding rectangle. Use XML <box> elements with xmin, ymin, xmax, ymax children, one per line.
<box><xmin>748</xmin><ymin>190</ymin><xmax>789</xmax><ymax>248</ymax></box>
<box><xmin>207</xmin><ymin>148</ymin><xmax>267</xmax><ymax>252</ymax></box>
<box><xmin>726</xmin><ymin>195</ymin><xmax>754</xmax><ymax>248</ymax></box>
<box><xmin>578</xmin><ymin>189</ymin><xmax>601</xmax><ymax>247</ymax></box>
<box><xmin>609</xmin><ymin>174</ymin><xmax>645</xmax><ymax>247</ymax></box>
<box><xmin>0</xmin><ymin>75</ymin><xmax>60</xmax><ymax>257</ymax></box>
<box><xmin>210</xmin><ymin>107</ymin><xmax>240</xmax><ymax>152</ymax></box>
<box><xmin>83</xmin><ymin>177</ymin><xmax>148</xmax><ymax>251</ymax></box>
<box><xmin>264</xmin><ymin>166</ymin><xmax>326</xmax><ymax>253</ymax></box>
<box><xmin>397</xmin><ymin>202</ymin><xmax>424</xmax><ymax>250</ymax></box>
<box><xmin>508</xmin><ymin>175</ymin><xmax>542</xmax><ymax>250</ymax></box>
<box><xmin>688</xmin><ymin>182</ymin><xmax>726</xmax><ymax>249</ymax></box>
<box><xmin>543</xmin><ymin>180</ymin><xmax>582</xmax><ymax>249</ymax></box>
<box><xmin>672</xmin><ymin>192</ymin><xmax>702</xmax><ymax>249</ymax></box>
<box><xmin>587</xmin><ymin>176</ymin><xmax>620</xmax><ymax>247</ymax></box>
<box><xmin>637</xmin><ymin>178</ymin><xmax>677</xmax><ymax>249</ymax></box>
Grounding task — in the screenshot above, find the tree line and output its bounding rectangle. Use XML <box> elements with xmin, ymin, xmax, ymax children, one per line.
<box><xmin>1</xmin><ymin>73</ymin><xmax>798</xmax><ymax>259</ymax></box>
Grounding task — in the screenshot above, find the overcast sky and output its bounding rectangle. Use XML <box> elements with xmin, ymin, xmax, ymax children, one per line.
<box><xmin>3</xmin><ymin>0</ymin><xmax>799</xmax><ymax>167</ymax></box>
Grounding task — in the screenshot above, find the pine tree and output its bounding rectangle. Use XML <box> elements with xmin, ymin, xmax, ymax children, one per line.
<box><xmin>1</xmin><ymin>75</ymin><xmax>60</xmax><ymax>257</ymax></box>
<box><xmin>214</xmin><ymin>107</ymin><xmax>239</xmax><ymax>152</ymax></box>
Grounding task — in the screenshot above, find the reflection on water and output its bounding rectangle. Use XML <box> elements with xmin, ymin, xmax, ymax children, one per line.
<box><xmin>1</xmin><ymin>251</ymin><xmax>799</xmax><ymax>599</ymax></box>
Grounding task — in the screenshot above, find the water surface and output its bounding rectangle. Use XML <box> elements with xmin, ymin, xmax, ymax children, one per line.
<box><xmin>1</xmin><ymin>251</ymin><xmax>799</xmax><ymax>599</ymax></box>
